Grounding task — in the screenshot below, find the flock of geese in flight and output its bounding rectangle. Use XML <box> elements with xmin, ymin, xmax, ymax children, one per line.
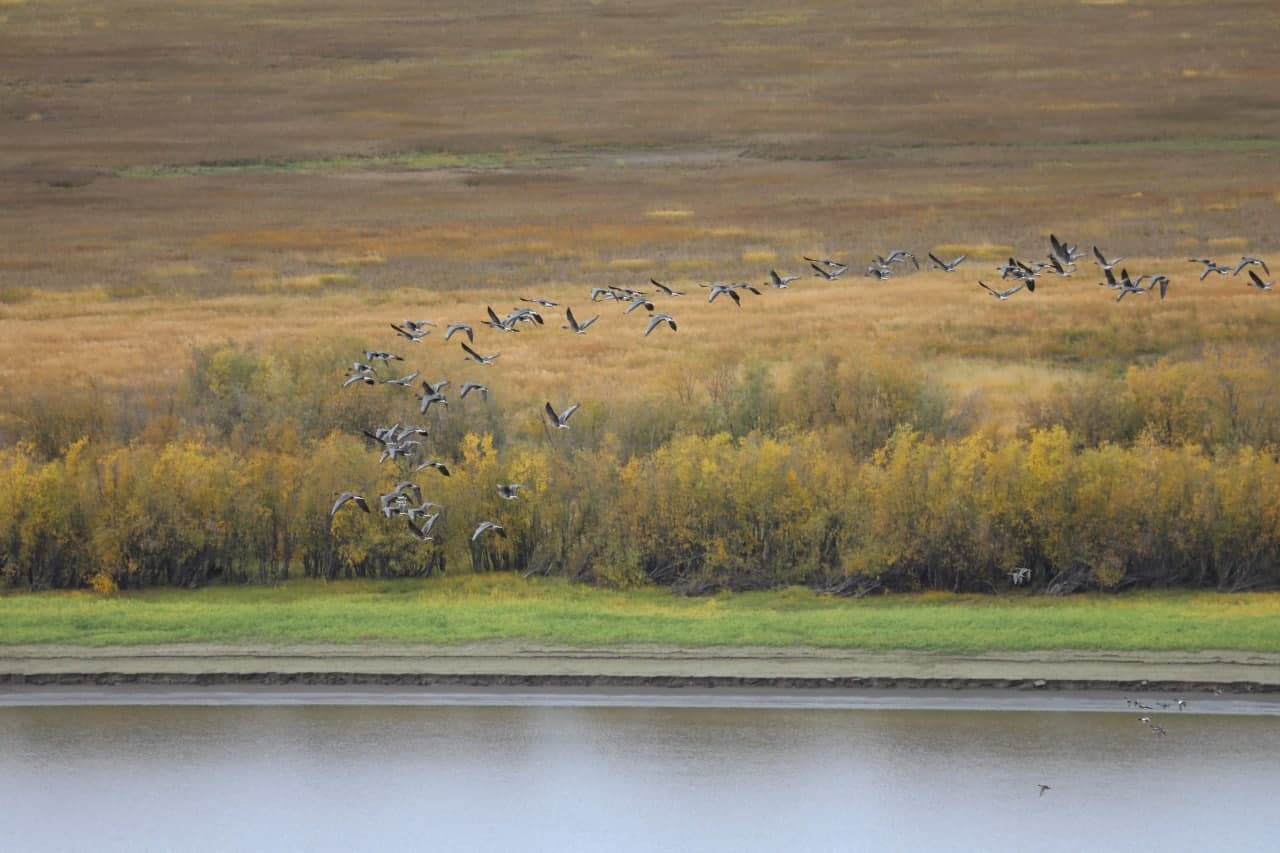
<box><xmin>324</xmin><ymin>232</ymin><xmax>1243</xmax><ymax>803</ymax></box>
<box><xmin>328</xmin><ymin>232</ymin><xmax>1273</xmax><ymax>551</ymax></box>
<box><xmin>1036</xmin><ymin>692</ymin><xmax>1199</xmax><ymax>799</ymax></box>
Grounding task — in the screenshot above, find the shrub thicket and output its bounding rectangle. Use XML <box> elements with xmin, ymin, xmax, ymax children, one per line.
<box><xmin>4</xmin><ymin>340</ymin><xmax>1280</xmax><ymax>593</ymax></box>
<box><xmin>3</xmin><ymin>424</ymin><xmax>1278</xmax><ymax>593</ymax></box>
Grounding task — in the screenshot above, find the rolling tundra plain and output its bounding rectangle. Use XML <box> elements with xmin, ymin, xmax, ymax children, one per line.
<box><xmin>2</xmin><ymin>0</ymin><xmax>1280</xmax><ymax>616</ymax></box>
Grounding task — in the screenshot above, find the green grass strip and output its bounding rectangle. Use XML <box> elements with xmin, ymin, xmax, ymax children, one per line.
<box><xmin>2</xmin><ymin>577</ymin><xmax>1278</xmax><ymax>652</ymax></box>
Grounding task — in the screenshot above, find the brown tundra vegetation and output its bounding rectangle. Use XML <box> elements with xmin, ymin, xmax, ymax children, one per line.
<box><xmin>2</xmin><ymin>0</ymin><xmax>1279</xmax><ymax>593</ymax></box>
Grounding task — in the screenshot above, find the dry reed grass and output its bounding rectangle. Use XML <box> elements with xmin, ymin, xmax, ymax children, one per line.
<box><xmin>4</xmin><ymin>270</ymin><xmax>1279</xmax><ymax>440</ymax></box>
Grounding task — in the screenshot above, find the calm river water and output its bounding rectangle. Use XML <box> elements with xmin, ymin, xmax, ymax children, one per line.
<box><xmin>1</xmin><ymin>689</ymin><xmax>1277</xmax><ymax>852</ymax></box>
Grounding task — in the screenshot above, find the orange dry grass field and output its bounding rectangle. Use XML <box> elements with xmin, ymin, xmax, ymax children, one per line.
<box><xmin>2</xmin><ymin>0</ymin><xmax>1280</xmax><ymax>437</ymax></box>
<box><xmin>2</xmin><ymin>276</ymin><xmax>1280</xmax><ymax>439</ymax></box>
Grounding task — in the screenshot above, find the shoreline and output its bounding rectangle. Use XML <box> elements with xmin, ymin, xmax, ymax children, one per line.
<box><xmin>2</xmin><ymin>643</ymin><xmax>1278</xmax><ymax>694</ymax></box>
<box><xmin>4</xmin><ymin>684</ymin><xmax>1280</xmax><ymax>715</ymax></box>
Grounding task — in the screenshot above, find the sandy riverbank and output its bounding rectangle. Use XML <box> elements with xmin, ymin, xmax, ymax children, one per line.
<box><xmin>2</xmin><ymin>643</ymin><xmax>1278</xmax><ymax>693</ymax></box>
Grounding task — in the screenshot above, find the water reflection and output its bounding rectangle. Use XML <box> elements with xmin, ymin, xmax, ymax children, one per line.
<box><xmin>2</xmin><ymin>703</ymin><xmax>1277</xmax><ymax>852</ymax></box>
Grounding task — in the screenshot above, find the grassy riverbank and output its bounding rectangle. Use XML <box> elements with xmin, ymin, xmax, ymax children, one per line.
<box><xmin>2</xmin><ymin>577</ymin><xmax>1278</xmax><ymax>653</ymax></box>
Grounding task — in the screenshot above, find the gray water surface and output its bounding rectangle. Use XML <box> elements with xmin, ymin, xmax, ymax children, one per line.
<box><xmin>2</xmin><ymin>693</ymin><xmax>1277</xmax><ymax>852</ymax></box>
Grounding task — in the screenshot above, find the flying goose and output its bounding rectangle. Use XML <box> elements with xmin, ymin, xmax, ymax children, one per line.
<box><xmin>406</xmin><ymin>501</ymin><xmax>439</xmax><ymax>523</ymax></box>
<box><xmin>390</xmin><ymin>481</ymin><xmax>423</xmax><ymax>505</ymax></box>
<box><xmin>483</xmin><ymin>306</ymin><xmax>521</xmax><ymax>333</ymax></box>
<box><xmin>624</xmin><ymin>296</ymin><xmax>655</xmax><ymax>314</ymax></box>
<box><xmin>645</xmin><ymin>312</ymin><xmax>677</xmax><ymax>336</ymax></box>
<box><xmin>1049</xmin><ymin>234</ymin><xmax>1084</xmax><ymax>264</ymax></box>
<box><xmin>1189</xmin><ymin>258</ymin><xmax>1231</xmax><ymax>280</ymax></box>
<box><xmin>1147</xmin><ymin>275</ymin><xmax>1171</xmax><ymax>299</ymax></box>
<box><xmin>417</xmin><ymin>381</ymin><xmax>449</xmax><ymax>414</ymax></box>
<box><xmin>810</xmin><ymin>261</ymin><xmax>847</xmax><ymax>280</ymax></box>
<box><xmin>996</xmin><ymin>258</ymin><xmax>1023</xmax><ymax>279</ymax></box>
<box><xmin>1092</xmin><ymin>246</ymin><xmax>1125</xmax><ymax>271</ymax></box>
<box><xmin>378</xmin><ymin>482</ymin><xmax>423</xmax><ymax>517</ymax></box>
<box><xmin>1138</xmin><ymin>714</ymin><xmax>1167</xmax><ymax>734</ymax></box>
<box><xmin>880</xmin><ymin>249</ymin><xmax>919</xmax><ymax>270</ymax></box>
<box><xmin>928</xmin><ymin>252</ymin><xmax>967</xmax><ymax>272</ymax></box>
<box><xmin>1247</xmin><ymin>270</ymin><xmax>1275</xmax><ymax>290</ymax></box>
<box><xmin>379</xmin><ymin>492</ymin><xmax>409</xmax><ymax>518</ymax></box>
<box><xmin>806</xmin><ymin>255</ymin><xmax>849</xmax><ymax>279</ymax></box>
<box><xmin>343</xmin><ymin>360</ymin><xmax>379</xmax><ymax>387</ymax></box>
<box><xmin>1045</xmin><ymin>255</ymin><xmax>1075</xmax><ymax>277</ymax></box>
<box><xmin>521</xmin><ymin>296</ymin><xmax>559</xmax><ymax>308</ymax></box>
<box><xmin>865</xmin><ymin>262</ymin><xmax>891</xmax><ymax>280</ymax></box>
<box><xmin>612</xmin><ymin>286</ymin><xmax>648</xmax><ymax>301</ymax></box>
<box><xmin>650</xmin><ymin>278</ymin><xmax>685</xmax><ymax>297</ymax></box>
<box><xmin>362</xmin><ymin>424</ymin><xmax>400</xmax><ymax>449</ymax></box>
<box><xmin>342</xmin><ymin>370</ymin><xmax>377</xmax><ymax>389</ymax></box>
<box><xmin>471</xmin><ymin>520</ymin><xmax>506</xmax><ymax>541</ymax></box>
<box><xmin>459</xmin><ymin>381</ymin><xmax>489</xmax><ymax>400</ymax></box>
<box><xmin>1024</xmin><ymin>259</ymin><xmax>1047</xmax><ymax>280</ymax></box>
<box><xmin>390</xmin><ymin>322</ymin><xmax>431</xmax><ymax>342</ymax></box>
<box><xmin>979</xmin><ymin>280</ymin><xmax>1029</xmax><ymax>300</ymax></box>
<box><xmin>378</xmin><ymin>439</ymin><xmax>419</xmax><ymax>464</ymax></box>
<box><xmin>393</xmin><ymin>425</ymin><xmax>429</xmax><ymax>442</ymax></box>
<box><xmin>444</xmin><ymin>323</ymin><xmax>475</xmax><ymax>343</ymax></box>
<box><xmin>1000</xmin><ymin>257</ymin><xmax>1040</xmax><ymax>282</ymax></box>
<box><xmin>1111</xmin><ymin>268</ymin><xmax>1149</xmax><ymax>301</ymax></box>
<box><xmin>363</xmin><ymin>350</ymin><xmax>403</xmax><ymax>366</ymax></box>
<box><xmin>707</xmin><ymin>284</ymin><xmax>742</xmax><ymax>305</ymax></box>
<box><xmin>497</xmin><ymin>483</ymin><xmax>526</xmax><ymax>500</ymax></box>
<box><xmin>1115</xmin><ymin>281</ymin><xmax>1147</xmax><ymax>302</ymax></box>
<box><xmin>407</xmin><ymin>512</ymin><xmax>440</xmax><ymax>542</ymax></box>
<box><xmin>461</xmin><ymin>342</ymin><xmax>500</xmax><ymax>365</ymax></box>
<box><xmin>1233</xmin><ymin>256</ymin><xmax>1270</xmax><ymax>276</ymax></box>
<box><xmin>767</xmin><ymin>270</ymin><xmax>799</xmax><ymax>288</ymax></box>
<box><xmin>545</xmin><ymin>401</ymin><xmax>581</xmax><ymax>429</ymax></box>
<box><xmin>504</xmin><ymin>306</ymin><xmax>543</xmax><ymax>327</ymax></box>
<box><xmin>805</xmin><ymin>254</ymin><xmax>847</xmax><ymax>270</ymax></box>
<box><xmin>383</xmin><ymin>371</ymin><xmax>421</xmax><ymax>388</ymax></box>
<box><xmin>414</xmin><ymin>459</ymin><xmax>451</xmax><ymax>477</ymax></box>
<box><xmin>1037</xmin><ymin>784</ymin><xmax>1051</xmax><ymax>798</ymax></box>
<box><xmin>329</xmin><ymin>492</ymin><xmax>370</xmax><ymax>517</ymax></box>
<box><xmin>563</xmin><ymin>306</ymin><xmax>600</xmax><ymax>334</ymax></box>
